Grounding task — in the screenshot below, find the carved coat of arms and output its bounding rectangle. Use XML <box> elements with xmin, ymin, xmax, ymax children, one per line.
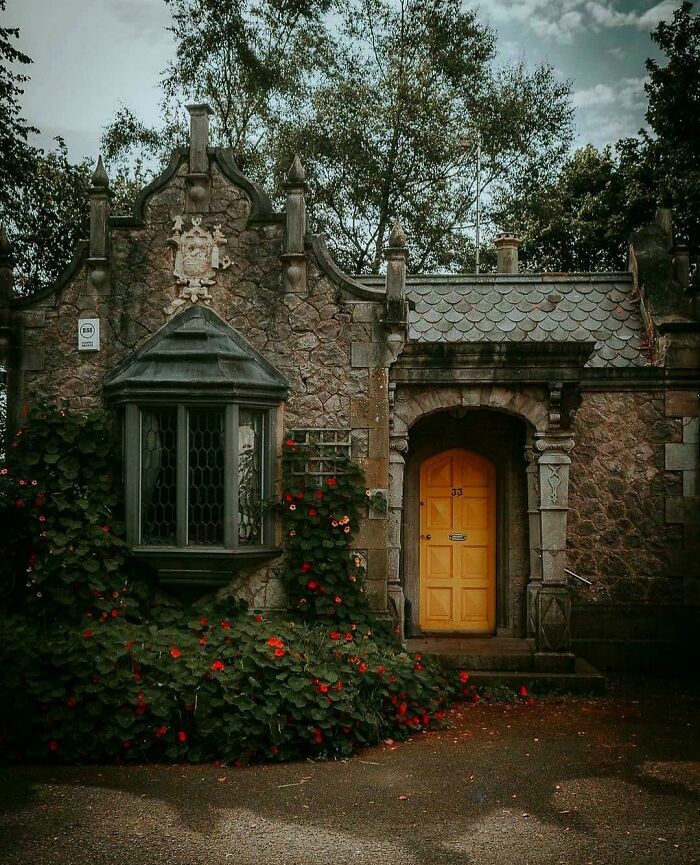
<box><xmin>166</xmin><ymin>216</ymin><xmax>231</xmax><ymax>313</ymax></box>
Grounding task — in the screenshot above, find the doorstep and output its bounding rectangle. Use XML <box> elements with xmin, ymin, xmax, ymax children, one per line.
<box><xmin>405</xmin><ymin>636</ymin><xmax>606</xmax><ymax>694</ymax></box>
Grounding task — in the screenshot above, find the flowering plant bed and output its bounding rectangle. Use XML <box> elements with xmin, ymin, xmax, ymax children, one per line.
<box><xmin>0</xmin><ymin>406</ymin><xmax>459</xmax><ymax>764</ymax></box>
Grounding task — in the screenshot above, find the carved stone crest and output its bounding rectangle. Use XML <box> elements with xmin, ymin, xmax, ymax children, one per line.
<box><xmin>166</xmin><ymin>216</ymin><xmax>231</xmax><ymax>313</ymax></box>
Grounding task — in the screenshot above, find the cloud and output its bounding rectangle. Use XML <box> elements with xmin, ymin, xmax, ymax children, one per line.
<box><xmin>467</xmin><ymin>0</ymin><xmax>682</xmax><ymax>43</ymax></box>
<box><xmin>572</xmin><ymin>76</ymin><xmax>649</xmax><ymax>146</ymax></box>
<box><xmin>106</xmin><ymin>0</ymin><xmax>173</xmax><ymax>41</ymax></box>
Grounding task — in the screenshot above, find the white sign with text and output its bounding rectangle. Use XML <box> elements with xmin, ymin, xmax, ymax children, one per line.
<box><xmin>78</xmin><ymin>318</ymin><xmax>100</xmax><ymax>351</ymax></box>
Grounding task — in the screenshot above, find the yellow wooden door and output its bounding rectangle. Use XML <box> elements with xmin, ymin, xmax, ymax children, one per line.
<box><xmin>419</xmin><ymin>448</ymin><xmax>496</xmax><ymax>633</ymax></box>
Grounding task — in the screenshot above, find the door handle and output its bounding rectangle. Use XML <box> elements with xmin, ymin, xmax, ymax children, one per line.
<box><xmin>420</xmin><ymin>534</ymin><xmax>432</xmax><ymax>540</ymax></box>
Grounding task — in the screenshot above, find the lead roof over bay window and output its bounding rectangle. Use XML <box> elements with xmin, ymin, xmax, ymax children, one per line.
<box><xmin>103</xmin><ymin>306</ymin><xmax>288</xmax><ymax>580</ymax></box>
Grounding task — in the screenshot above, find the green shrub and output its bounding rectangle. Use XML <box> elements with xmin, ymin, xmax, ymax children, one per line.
<box><xmin>0</xmin><ymin>406</ymin><xmax>463</xmax><ymax>764</ymax></box>
<box><xmin>0</xmin><ymin>604</ymin><xmax>455</xmax><ymax>763</ymax></box>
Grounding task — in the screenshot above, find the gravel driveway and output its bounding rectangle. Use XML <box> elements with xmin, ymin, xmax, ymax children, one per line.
<box><xmin>1</xmin><ymin>678</ymin><xmax>698</xmax><ymax>865</ymax></box>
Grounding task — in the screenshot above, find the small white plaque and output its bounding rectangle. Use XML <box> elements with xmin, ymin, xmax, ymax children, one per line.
<box><xmin>78</xmin><ymin>318</ymin><xmax>100</xmax><ymax>351</ymax></box>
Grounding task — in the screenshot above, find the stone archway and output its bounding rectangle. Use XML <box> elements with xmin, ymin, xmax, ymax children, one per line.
<box><xmin>386</xmin><ymin>385</ymin><xmax>550</xmax><ymax>640</ymax></box>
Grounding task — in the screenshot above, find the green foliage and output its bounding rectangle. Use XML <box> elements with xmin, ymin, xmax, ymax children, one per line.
<box><xmin>0</xmin><ymin>405</ymin><xmax>494</xmax><ymax>765</ymax></box>
<box><xmin>498</xmin><ymin>2</ymin><xmax>700</xmax><ymax>268</ymax></box>
<box><xmin>277</xmin><ymin>437</ymin><xmax>385</xmax><ymax>628</ymax></box>
<box><xmin>643</xmin><ymin>0</ymin><xmax>700</xmax><ymax>250</ymax></box>
<box><xmin>102</xmin><ymin>0</ymin><xmax>573</xmax><ymax>274</ymax></box>
<box><xmin>0</xmin><ymin>404</ymin><xmax>134</xmax><ymax>618</ymax></box>
<box><xmin>495</xmin><ymin>142</ymin><xmax>657</xmax><ymax>272</ymax></box>
<box><xmin>0</xmin><ymin>0</ymin><xmax>37</xmax><ymax>212</ymax></box>
<box><xmin>0</xmin><ymin>606</ymin><xmax>457</xmax><ymax>763</ymax></box>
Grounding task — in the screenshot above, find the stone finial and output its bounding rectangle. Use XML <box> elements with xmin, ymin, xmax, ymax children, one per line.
<box><xmin>88</xmin><ymin>156</ymin><xmax>111</xmax><ymax>282</ymax></box>
<box><xmin>186</xmin><ymin>103</ymin><xmax>213</xmax><ymax>175</ymax></box>
<box><xmin>91</xmin><ymin>155</ymin><xmax>109</xmax><ymax>190</ymax></box>
<box><xmin>286</xmin><ymin>154</ymin><xmax>306</xmax><ymax>187</ymax></box>
<box><xmin>385</xmin><ymin>219</ymin><xmax>408</xmax><ymax>305</ymax></box>
<box><xmin>282</xmin><ymin>155</ymin><xmax>308</xmax><ymax>293</ymax></box>
<box><xmin>494</xmin><ymin>232</ymin><xmax>521</xmax><ymax>274</ymax></box>
<box><xmin>388</xmin><ymin>220</ymin><xmax>406</xmax><ymax>249</ymax></box>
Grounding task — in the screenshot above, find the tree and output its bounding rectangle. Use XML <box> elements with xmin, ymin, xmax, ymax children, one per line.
<box><xmin>644</xmin><ymin>0</ymin><xmax>700</xmax><ymax>250</ymax></box>
<box><xmin>495</xmin><ymin>141</ymin><xmax>657</xmax><ymax>272</ymax></box>
<box><xmin>497</xmin><ymin>1</ymin><xmax>699</xmax><ymax>271</ymax></box>
<box><xmin>0</xmin><ymin>0</ymin><xmax>38</xmax><ymax>215</ymax></box>
<box><xmin>104</xmin><ymin>0</ymin><xmax>574</xmax><ymax>273</ymax></box>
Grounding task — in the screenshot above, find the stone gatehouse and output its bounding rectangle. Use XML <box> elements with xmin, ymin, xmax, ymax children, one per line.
<box><xmin>1</xmin><ymin>105</ymin><xmax>698</xmax><ymax>673</ymax></box>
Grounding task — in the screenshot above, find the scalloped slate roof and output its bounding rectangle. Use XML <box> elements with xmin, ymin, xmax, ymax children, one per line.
<box><xmin>358</xmin><ymin>273</ymin><xmax>649</xmax><ymax>368</ymax></box>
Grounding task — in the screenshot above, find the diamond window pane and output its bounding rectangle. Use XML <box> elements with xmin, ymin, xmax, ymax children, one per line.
<box><xmin>188</xmin><ymin>409</ymin><xmax>225</xmax><ymax>546</ymax></box>
<box><xmin>141</xmin><ymin>409</ymin><xmax>177</xmax><ymax>545</ymax></box>
<box><xmin>239</xmin><ymin>409</ymin><xmax>264</xmax><ymax>546</ymax></box>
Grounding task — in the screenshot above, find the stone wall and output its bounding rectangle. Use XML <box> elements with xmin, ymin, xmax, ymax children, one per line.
<box><xmin>10</xmin><ymin>153</ymin><xmax>392</xmax><ymax>611</ymax></box>
<box><xmin>568</xmin><ymin>391</ymin><xmax>682</xmax><ymax>603</ymax></box>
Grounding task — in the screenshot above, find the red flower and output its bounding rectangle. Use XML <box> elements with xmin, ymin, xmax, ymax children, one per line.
<box><xmin>329</xmin><ymin>631</ymin><xmax>341</xmax><ymax>640</ymax></box>
<box><xmin>110</xmin><ymin>609</ymin><xmax>119</xmax><ymax>618</ymax></box>
<box><xmin>199</xmin><ymin>637</ymin><xmax>208</xmax><ymax>646</ymax></box>
<box><xmin>314</xmin><ymin>489</ymin><xmax>323</xmax><ymax>500</ymax></box>
<box><xmin>274</xmin><ymin>647</ymin><xmax>285</xmax><ymax>658</ymax></box>
<box><xmin>156</xmin><ymin>725</ymin><xmax>167</xmax><ymax>738</ymax></box>
<box><xmin>284</xmin><ymin>493</ymin><xmax>294</xmax><ymax>503</ymax></box>
<box><xmin>48</xmin><ymin>740</ymin><xmax>59</xmax><ymax>751</ymax></box>
<box><xmin>177</xmin><ymin>731</ymin><xmax>187</xmax><ymax>743</ymax></box>
<box><xmin>37</xmin><ymin>514</ymin><xmax>46</xmax><ymax>522</ymax></box>
<box><xmin>300</xmin><ymin>562</ymin><xmax>312</xmax><ymax>573</ymax></box>
<box><xmin>318</xmin><ymin>683</ymin><xmax>329</xmax><ymax>694</ymax></box>
<box><xmin>334</xmin><ymin>596</ymin><xmax>342</xmax><ymax>604</ymax></box>
<box><xmin>345</xmin><ymin>633</ymin><xmax>353</xmax><ymax>642</ymax></box>
<box><xmin>102</xmin><ymin>525</ymin><xmax>109</xmax><ymax>533</ymax></box>
<box><xmin>170</xmin><ymin>648</ymin><xmax>181</xmax><ymax>659</ymax></box>
<box><xmin>285</xmin><ymin>438</ymin><xmax>295</xmax><ymax>447</ymax></box>
<box><xmin>414</xmin><ymin>662</ymin><xmax>423</xmax><ymax>671</ymax></box>
<box><xmin>519</xmin><ymin>685</ymin><xmax>528</xmax><ymax>698</ymax></box>
<box><xmin>267</xmin><ymin>637</ymin><xmax>285</xmax><ymax>648</ymax></box>
<box><xmin>307</xmin><ymin>507</ymin><xmax>318</xmax><ymax>517</ymax></box>
<box><xmin>220</xmin><ymin>620</ymin><xmax>231</xmax><ymax>630</ymax></box>
<box><xmin>255</xmin><ymin>614</ymin><xmax>263</xmax><ymax>622</ymax></box>
<box><xmin>377</xmin><ymin>665</ymin><xmax>386</xmax><ymax>676</ymax></box>
<box><xmin>66</xmin><ymin>698</ymin><xmax>77</xmax><ymax>708</ymax></box>
<box><xmin>200</xmin><ymin>617</ymin><xmax>208</xmax><ymax>626</ymax></box>
<box><xmin>307</xmin><ymin>580</ymin><xmax>318</xmax><ymax>591</ymax></box>
<box><xmin>211</xmin><ymin>660</ymin><xmax>225</xmax><ymax>672</ymax></box>
<box><xmin>459</xmin><ymin>671</ymin><xmax>470</xmax><ymax>684</ymax></box>
<box><xmin>15</xmin><ymin>499</ymin><xmax>25</xmax><ymax>509</ymax></box>
<box><xmin>327</xmin><ymin>477</ymin><xmax>336</xmax><ymax>487</ymax></box>
<box><xmin>82</xmin><ymin>630</ymin><xmax>93</xmax><ymax>639</ymax></box>
<box><xmin>358</xmin><ymin>663</ymin><xmax>368</xmax><ymax>673</ymax></box>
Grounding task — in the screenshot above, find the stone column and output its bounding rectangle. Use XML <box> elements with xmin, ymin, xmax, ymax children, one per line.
<box><xmin>524</xmin><ymin>442</ymin><xmax>542</xmax><ymax>640</ymax></box>
<box><xmin>185</xmin><ymin>103</ymin><xmax>213</xmax><ymax>211</ymax></box>
<box><xmin>533</xmin><ymin>432</ymin><xmax>575</xmax><ymax>672</ymax></box>
<box><xmin>281</xmin><ymin>155</ymin><xmax>308</xmax><ymax>294</ymax></box>
<box><xmin>87</xmin><ymin>156</ymin><xmax>111</xmax><ymax>294</ymax></box>
<box><xmin>387</xmin><ymin>432</ymin><xmax>408</xmax><ymax>636</ymax></box>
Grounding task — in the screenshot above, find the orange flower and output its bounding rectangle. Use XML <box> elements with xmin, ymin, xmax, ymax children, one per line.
<box><xmin>274</xmin><ymin>647</ymin><xmax>285</xmax><ymax>658</ymax></box>
<box><xmin>459</xmin><ymin>671</ymin><xmax>469</xmax><ymax>684</ymax></box>
<box><xmin>211</xmin><ymin>660</ymin><xmax>225</xmax><ymax>672</ymax></box>
<box><xmin>170</xmin><ymin>648</ymin><xmax>181</xmax><ymax>659</ymax></box>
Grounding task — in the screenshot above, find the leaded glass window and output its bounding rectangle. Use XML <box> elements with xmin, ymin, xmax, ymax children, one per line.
<box><xmin>141</xmin><ymin>409</ymin><xmax>177</xmax><ymax>545</ymax></box>
<box><xmin>128</xmin><ymin>404</ymin><xmax>274</xmax><ymax>552</ymax></box>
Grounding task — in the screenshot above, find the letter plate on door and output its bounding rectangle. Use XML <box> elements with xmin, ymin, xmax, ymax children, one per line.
<box><xmin>449</xmin><ymin>533</ymin><xmax>467</xmax><ymax>541</ymax></box>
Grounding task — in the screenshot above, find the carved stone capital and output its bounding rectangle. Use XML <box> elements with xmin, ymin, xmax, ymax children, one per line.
<box><xmin>389</xmin><ymin>434</ymin><xmax>409</xmax><ymax>454</ymax></box>
<box><xmin>534</xmin><ymin>434</ymin><xmax>575</xmax><ymax>454</ymax></box>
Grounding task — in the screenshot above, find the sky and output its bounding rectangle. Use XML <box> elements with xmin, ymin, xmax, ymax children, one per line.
<box><xmin>5</xmin><ymin>0</ymin><xmax>683</xmax><ymax>164</ymax></box>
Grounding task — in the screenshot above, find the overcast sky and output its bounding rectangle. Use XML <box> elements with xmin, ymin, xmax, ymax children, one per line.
<box><xmin>5</xmin><ymin>0</ymin><xmax>682</xmax><ymax>165</ymax></box>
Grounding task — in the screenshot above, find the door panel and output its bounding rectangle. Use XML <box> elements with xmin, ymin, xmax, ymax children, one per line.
<box><xmin>419</xmin><ymin>448</ymin><xmax>496</xmax><ymax>633</ymax></box>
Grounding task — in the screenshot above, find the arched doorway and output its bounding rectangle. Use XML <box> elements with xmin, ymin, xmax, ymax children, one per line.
<box><xmin>401</xmin><ymin>408</ymin><xmax>530</xmax><ymax>638</ymax></box>
<box><xmin>420</xmin><ymin>448</ymin><xmax>496</xmax><ymax>633</ymax></box>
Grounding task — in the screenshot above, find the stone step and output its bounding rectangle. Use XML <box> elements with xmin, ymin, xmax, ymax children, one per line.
<box><xmin>406</xmin><ymin>637</ymin><xmax>534</xmax><ymax>672</ymax></box>
<box><xmin>463</xmin><ymin>660</ymin><xmax>606</xmax><ymax>695</ymax></box>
